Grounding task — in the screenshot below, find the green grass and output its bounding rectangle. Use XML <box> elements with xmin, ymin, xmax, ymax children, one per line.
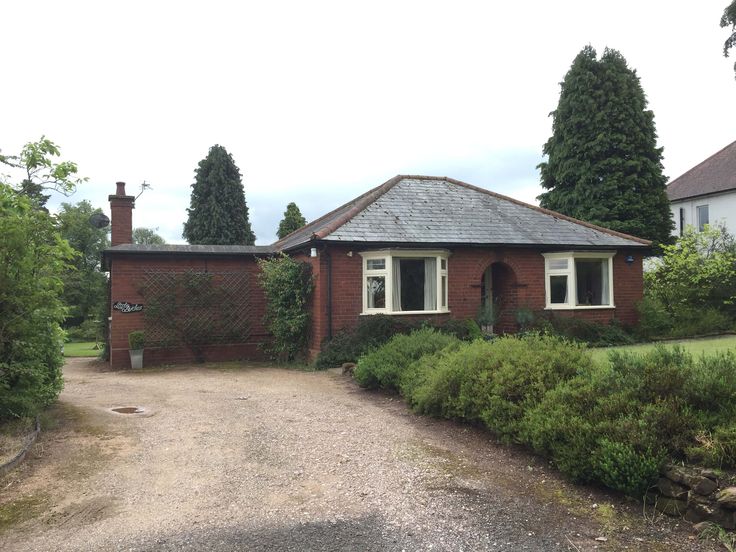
<box><xmin>590</xmin><ymin>334</ymin><xmax>736</xmax><ymax>363</ymax></box>
<box><xmin>63</xmin><ymin>341</ymin><xmax>100</xmax><ymax>357</ymax></box>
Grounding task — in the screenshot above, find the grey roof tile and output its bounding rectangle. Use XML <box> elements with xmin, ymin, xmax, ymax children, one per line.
<box><xmin>667</xmin><ymin>140</ymin><xmax>736</xmax><ymax>201</ymax></box>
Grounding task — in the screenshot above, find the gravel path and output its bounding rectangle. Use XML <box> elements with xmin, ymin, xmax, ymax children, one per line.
<box><xmin>0</xmin><ymin>359</ymin><xmax>714</xmax><ymax>551</ymax></box>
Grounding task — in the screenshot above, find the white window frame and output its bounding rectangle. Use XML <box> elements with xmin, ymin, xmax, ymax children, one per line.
<box><xmin>359</xmin><ymin>249</ymin><xmax>450</xmax><ymax>315</ymax></box>
<box><xmin>543</xmin><ymin>252</ymin><xmax>615</xmax><ymax>310</ymax></box>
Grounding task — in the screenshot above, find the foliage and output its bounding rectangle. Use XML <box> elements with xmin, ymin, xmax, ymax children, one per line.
<box><xmin>532</xmin><ymin>314</ymin><xmax>636</xmax><ymax>346</ymax></box>
<box><xmin>0</xmin><ymin>136</ymin><xmax>86</xmax><ymax>208</ymax></box>
<box><xmin>258</xmin><ymin>254</ymin><xmax>313</xmax><ymax>360</ymax></box>
<box><xmin>647</xmin><ymin>224</ymin><xmax>736</xmax><ymax>315</ymax></box>
<box><xmin>182</xmin><ymin>144</ymin><xmax>255</xmax><ymax>245</ymax></box>
<box><xmin>277</xmin><ymin>202</ymin><xmax>307</xmax><ymax>239</ymax></box>
<box><xmin>360</xmin><ymin>327</ymin><xmax>736</xmax><ymax>496</ymax></box>
<box><xmin>128</xmin><ymin>331</ymin><xmax>145</xmax><ymax>350</ymax></box>
<box><xmin>476</xmin><ymin>301</ymin><xmax>499</xmax><ymax>329</ymax></box>
<box><xmin>315</xmin><ymin>316</ymin><xmax>482</xmax><ymax>368</ymax></box>
<box><xmin>140</xmin><ymin>270</ymin><xmax>252</xmax><ymax>362</ymax></box>
<box><xmin>722</xmin><ymin>0</ymin><xmax>736</xmax><ymax>76</ymax></box>
<box><xmin>354</xmin><ymin>328</ymin><xmax>460</xmax><ymax>390</ymax></box>
<box><xmin>522</xmin><ymin>346</ymin><xmax>736</xmax><ymax>495</ymax></box>
<box><xmin>132</xmin><ymin>227</ymin><xmax>166</xmax><ymax>245</ymax></box>
<box><xmin>538</xmin><ymin>46</ymin><xmax>673</xmax><ymax>250</ymax></box>
<box><xmin>408</xmin><ymin>334</ymin><xmax>590</xmax><ymax>436</ymax></box>
<box><xmin>56</xmin><ymin>201</ymin><xmax>110</xmax><ymax>328</ymax></box>
<box><xmin>0</xmin><ymin>184</ymin><xmax>72</xmax><ymax>420</ymax></box>
<box><xmin>65</xmin><ymin>318</ymin><xmax>102</xmax><ymax>342</ymax></box>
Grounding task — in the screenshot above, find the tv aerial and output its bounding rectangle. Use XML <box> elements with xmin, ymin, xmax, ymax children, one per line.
<box><xmin>136</xmin><ymin>180</ymin><xmax>152</xmax><ymax>200</ymax></box>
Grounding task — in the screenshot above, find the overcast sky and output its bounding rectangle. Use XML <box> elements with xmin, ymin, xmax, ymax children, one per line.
<box><xmin>2</xmin><ymin>1</ymin><xmax>734</xmax><ymax>244</ymax></box>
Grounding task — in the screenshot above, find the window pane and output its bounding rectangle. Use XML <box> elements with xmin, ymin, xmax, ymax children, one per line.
<box><xmin>367</xmin><ymin>276</ymin><xmax>385</xmax><ymax>308</ymax></box>
<box><xmin>367</xmin><ymin>258</ymin><xmax>385</xmax><ymax>270</ymax></box>
<box><xmin>441</xmin><ymin>275</ymin><xmax>447</xmax><ymax>307</ymax></box>
<box><xmin>575</xmin><ymin>259</ymin><xmax>609</xmax><ymax>306</ymax></box>
<box><xmin>548</xmin><ymin>258</ymin><xmax>568</xmax><ymax>270</ymax></box>
<box><xmin>441</xmin><ymin>258</ymin><xmax>447</xmax><ymax>270</ymax></box>
<box><xmin>697</xmin><ymin>205</ymin><xmax>709</xmax><ymax>232</ymax></box>
<box><xmin>397</xmin><ymin>258</ymin><xmax>426</xmax><ymax>311</ymax></box>
<box><xmin>550</xmin><ymin>275</ymin><xmax>568</xmax><ymax>304</ymax></box>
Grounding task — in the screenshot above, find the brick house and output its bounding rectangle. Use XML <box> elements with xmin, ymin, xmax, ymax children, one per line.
<box><xmin>103</xmin><ymin>176</ymin><xmax>649</xmax><ymax>368</ymax></box>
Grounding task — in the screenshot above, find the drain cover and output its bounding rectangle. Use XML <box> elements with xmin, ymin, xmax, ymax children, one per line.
<box><xmin>111</xmin><ymin>406</ymin><xmax>144</xmax><ymax>414</ymax></box>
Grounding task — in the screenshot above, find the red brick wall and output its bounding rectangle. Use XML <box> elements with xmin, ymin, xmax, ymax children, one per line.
<box><xmin>307</xmin><ymin>245</ymin><xmax>645</xmax><ymax>355</ymax></box>
<box><xmin>109</xmin><ymin>254</ymin><xmax>268</xmax><ymax>369</ymax></box>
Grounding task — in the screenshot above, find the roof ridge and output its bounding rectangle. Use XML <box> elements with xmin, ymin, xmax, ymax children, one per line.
<box><xmin>667</xmin><ymin>139</ymin><xmax>736</xmax><ymax>189</ymax></box>
<box><xmin>443</xmin><ymin>177</ymin><xmax>652</xmax><ymax>246</ymax></box>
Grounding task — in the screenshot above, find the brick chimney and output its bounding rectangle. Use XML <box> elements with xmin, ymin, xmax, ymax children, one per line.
<box><xmin>108</xmin><ymin>182</ymin><xmax>135</xmax><ymax>246</ymax></box>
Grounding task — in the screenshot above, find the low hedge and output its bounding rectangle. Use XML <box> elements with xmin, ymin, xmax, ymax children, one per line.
<box><xmin>355</xmin><ymin>331</ymin><xmax>736</xmax><ymax>498</ymax></box>
<box><xmin>353</xmin><ymin>328</ymin><xmax>461</xmax><ymax>390</ymax></box>
<box><xmin>314</xmin><ymin>315</ymin><xmax>481</xmax><ymax>369</ymax></box>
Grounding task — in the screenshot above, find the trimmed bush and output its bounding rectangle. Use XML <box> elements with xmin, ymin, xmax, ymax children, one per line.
<box><xmin>532</xmin><ymin>315</ymin><xmax>636</xmax><ymax>347</ymax></box>
<box><xmin>409</xmin><ymin>334</ymin><xmax>591</xmax><ymax>436</ymax></box>
<box><xmin>353</xmin><ymin>328</ymin><xmax>460</xmax><ymax>390</ymax></box>
<box><xmin>315</xmin><ymin>316</ymin><xmax>481</xmax><ymax>368</ymax></box>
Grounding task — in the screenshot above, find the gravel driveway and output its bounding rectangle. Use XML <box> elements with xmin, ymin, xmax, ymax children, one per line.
<box><xmin>0</xmin><ymin>359</ymin><xmax>713</xmax><ymax>551</ymax></box>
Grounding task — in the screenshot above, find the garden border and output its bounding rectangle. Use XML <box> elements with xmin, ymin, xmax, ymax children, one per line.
<box><xmin>0</xmin><ymin>416</ymin><xmax>41</xmax><ymax>477</ymax></box>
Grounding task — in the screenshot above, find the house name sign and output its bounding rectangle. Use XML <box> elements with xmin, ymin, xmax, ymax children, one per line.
<box><xmin>113</xmin><ymin>301</ymin><xmax>144</xmax><ymax>313</ymax></box>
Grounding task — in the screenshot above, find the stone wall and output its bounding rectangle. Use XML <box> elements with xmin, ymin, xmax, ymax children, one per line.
<box><xmin>649</xmin><ymin>464</ymin><xmax>736</xmax><ymax>530</ymax></box>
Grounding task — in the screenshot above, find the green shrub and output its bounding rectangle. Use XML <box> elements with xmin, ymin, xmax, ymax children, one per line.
<box><xmin>65</xmin><ymin>318</ymin><xmax>101</xmax><ymax>342</ymax></box>
<box><xmin>668</xmin><ymin>307</ymin><xmax>732</xmax><ymax>338</ymax></box>
<box><xmin>531</xmin><ymin>315</ymin><xmax>636</xmax><ymax>346</ymax></box>
<box><xmin>592</xmin><ymin>439</ymin><xmax>663</xmax><ymax>497</ymax></box>
<box><xmin>315</xmin><ymin>316</ymin><xmax>480</xmax><ymax>368</ymax></box>
<box><xmin>353</xmin><ymin>328</ymin><xmax>460</xmax><ymax>390</ymax></box>
<box><xmin>409</xmin><ymin>334</ymin><xmax>591</xmax><ymax>436</ymax></box>
<box><xmin>636</xmin><ymin>296</ymin><xmax>673</xmax><ymax>338</ymax></box>
<box><xmin>128</xmin><ymin>331</ymin><xmax>145</xmax><ymax>350</ymax></box>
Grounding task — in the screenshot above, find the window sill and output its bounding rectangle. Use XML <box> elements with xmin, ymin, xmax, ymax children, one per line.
<box><xmin>545</xmin><ymin>305</ymin><xmax>616</xmax><ymax>311</ymax></box>
<box><xmin>360</xmin><ymin>310</ymin><xmax>451</xmax><ymax>316</ymax></box>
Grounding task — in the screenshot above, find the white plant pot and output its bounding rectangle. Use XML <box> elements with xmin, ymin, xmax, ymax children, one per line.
<box><xmin>129</xmin><ymin>349</ymin><xmax>144</xmax><ymax>369</ymax></box>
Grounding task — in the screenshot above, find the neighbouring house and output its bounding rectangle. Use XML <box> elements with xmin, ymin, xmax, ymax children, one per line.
<box><xmin>667</xmin><ymin>140</ymin><xmax>736</xmax><ymax>236</ymax></box>
<box><xmin>103</xmin><ymin>176</ymin><xmax>649</xmax><ymax>369</ymax></box>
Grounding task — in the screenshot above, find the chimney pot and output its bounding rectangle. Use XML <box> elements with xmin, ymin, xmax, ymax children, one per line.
<box><xmin>115</xmin><ymin>181</ymin><xmax>126</xmax><ymax>196</ymax></box>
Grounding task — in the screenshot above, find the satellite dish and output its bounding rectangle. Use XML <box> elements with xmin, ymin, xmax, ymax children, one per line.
<box><xmin>89</xmin><ymin>213</ymin><xmax>110</xmax><ymax>229</ymax></box>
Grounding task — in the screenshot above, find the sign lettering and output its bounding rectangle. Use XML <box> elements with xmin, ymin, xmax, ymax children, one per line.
<box><xmin>113</xmin><ymin>301</ymin><xmax>144</xmax><ymax>313</ymax></box>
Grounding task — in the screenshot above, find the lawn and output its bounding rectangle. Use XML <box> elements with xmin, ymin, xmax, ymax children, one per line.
<box><xmin>590</xmin><ymin>334</ymin><xmax>736</xmax><ymax>363</ymax></box>
<box><xmin>63</xmin><ymin>342</ymin><xmax>101</xmax><ymax>358</ymax></box>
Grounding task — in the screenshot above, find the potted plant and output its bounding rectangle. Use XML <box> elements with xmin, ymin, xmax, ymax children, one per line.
<box><xmin>128</xmin><ymin>330</ymin><xmax>145</xmax><ymax>369</ymax></box>
<box><xmin>477</xmin><ymin>301</ymin><xmax>499</xmax><ymax>337</ymax></box>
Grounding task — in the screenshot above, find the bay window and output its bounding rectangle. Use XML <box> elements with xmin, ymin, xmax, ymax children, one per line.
<box><xmin>543</xmin><ymin>252</ymin><xmax>614</xmax><ymax>309</ymax></box>
<box><xmin>360</xmin><ymin>250</ymin><xmax>449</xmax><ymax>314</ymax></box>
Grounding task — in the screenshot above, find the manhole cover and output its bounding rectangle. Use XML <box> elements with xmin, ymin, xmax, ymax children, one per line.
<box><xmin>111</xmin><ymin>406</ymin><xmax>144</xmax><ymax>414</ymax></box>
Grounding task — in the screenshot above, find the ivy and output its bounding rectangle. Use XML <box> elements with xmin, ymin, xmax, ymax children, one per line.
<box><xmin>258</xmin><ymin>254</ymin><xmax>314</xmax><ymax>360</ymax></box>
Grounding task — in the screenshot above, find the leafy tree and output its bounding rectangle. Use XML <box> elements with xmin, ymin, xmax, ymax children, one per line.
<box><xmin>56</xmin><ymin>201</ymin><xmax>110</xmax><ymax>327</ymax></box>
<box><xmin>0</xmin><ymin>184</ymin><xmax>73</xmax><ymax>419</ymax></box>
<box><xmin>0</xmin><ymin>136</ymin><xmax>86</xmax><ymax>208</ymax></box>
<box><xmin>133</xmin><ymin>227</ymin><xmax>166</xmax><ymax>245</ymax></box>
<box><xmin>183</xmin><ymin>145</ymin><xmax>255</xmax><ymax>245</ymax></box>
<box><xmin>538</xmin><ymin>46</ymin><xmax>673</xmax><ymax>250</ymax></box>
<box><xmin>277</xmin><ymin>202</ymin><xmax>307</xmax><ymax>239</ymax></box>
<box><xmin>723</xmin><ymin>1</ymin><xmax>736</xmax><ymax>75</ymax></box>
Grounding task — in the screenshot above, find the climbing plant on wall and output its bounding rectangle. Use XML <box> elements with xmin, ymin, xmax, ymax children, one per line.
<box><xmin>139</xmin><ymin>270</ymin><xmax>252</xmax><ymax>362</ymax></box>
<box><xmin>258</xmin><ymin>254</ymin><xmax>313</xmax><ymax>361</ymax></box>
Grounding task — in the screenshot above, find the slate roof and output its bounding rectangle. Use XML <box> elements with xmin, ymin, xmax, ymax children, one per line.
<box><xmin>275</xmin><ymin>175</ymin><xmax>650</xmax><ymax>250</ymax></box>
<box><xmin>667</xmin><ymin>140</ymin><xmax>736</xmax><ymax>202</ymax></box>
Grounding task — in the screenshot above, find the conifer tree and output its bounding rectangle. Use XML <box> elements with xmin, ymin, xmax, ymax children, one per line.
<box><xmin>538</xmin><ymin>46</ymin><xmax>673</xmax><ymax>249</ymax></box>
<box><xmin>277</xmin><ymin>202</ymin><xmax>307</xmax><ymax>239</ymax></box>
<box><xmin>183</xmin><ymin>145</ymin><xmax>255</xmax><ymax>245</ymax></box>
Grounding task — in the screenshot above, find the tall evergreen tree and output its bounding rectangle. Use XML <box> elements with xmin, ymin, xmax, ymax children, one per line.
<box><xmin>277</xmin><ymin>202</ymin><xmax>307</xmax><ymax>239</ymax></box>
<box><xmin>183</xmin><ymin>145</ymin><xmax>255</xmax><ymax>245</ymax></box>
<box><xmin>722</xmin><ymin>0</ymin><xmax>736</xmax><ymax>75</ymax></box>
<box><xmin>538</xmin><ymin>46</ymin><xmax>673</xmax><ymax>249</ymax></box>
